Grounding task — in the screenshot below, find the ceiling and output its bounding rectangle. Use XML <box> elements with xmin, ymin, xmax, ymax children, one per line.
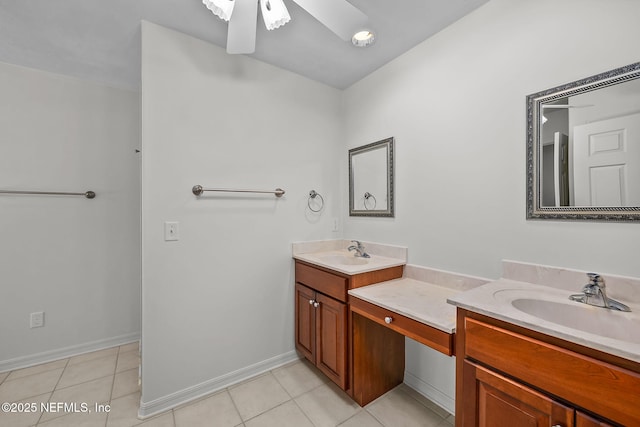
<box><xmin>0</xmin><ymin>0</ymin><xmax>488</xmax><ymax>91</ymax></box>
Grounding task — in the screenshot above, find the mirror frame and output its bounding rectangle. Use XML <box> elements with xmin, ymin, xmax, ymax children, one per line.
<box><xmin>349</xmin><ymin>137</ymin><xmax>395</xmax><ymax>217</ymax></box>
<box><xmin>526</xmin><ymin>62</ymin><xmax>640</xmax><ymax>221</ymax></box>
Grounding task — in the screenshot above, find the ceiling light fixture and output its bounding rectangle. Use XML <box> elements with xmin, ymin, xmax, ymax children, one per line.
<box><xmin>351</xmin><ymin>30</ymin><xmax>375</xmax><ymax>47</ymax></box>
<box><xmin>202</xmin><ymin>0</ymin><xmax>368</xmax><ymax>54</ymax></box>
<box><xmin>261</xmin><ymin>0</ymin><xmax>291</xmax><ymax>31</ymax></box>
<box><xmin>202</xmin><ymin>0</ymin><xmax>235</xmax><ymax>22</ymax></box>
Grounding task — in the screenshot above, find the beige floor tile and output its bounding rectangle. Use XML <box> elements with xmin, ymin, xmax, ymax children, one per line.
<box><xmin>37</xmin><ymin>411</ymin><xmax>108</xmax><ymax>427</ymax></box>
<box><xmin>105</xmin><ymin>392</ymin><xmax>141</xmax><ymax>427</ymax></box>
<box><xmin>0</xmin><ymin>391</ymin><xmax>50</xmax><ymax>427</ymax></box>
<box><xmin>134</xmin><ymin>411</ymin><xmax>174</xmax><ymax>427</ymax></box>
<box><xmin>119</xmin><ymin>342</ymin><xmax>139</xmax><ymax>354</ymax></box>
<box><xmin>340</xmin><ymin>411</ymin><xmax>384</xmax><ymax>427</ymax></box>
<box><xmin>6</xmin><ymin>359</ymin><xmax>68</xmax><ymax>382</ymax></box>
<box><xmin>112</xmin><ymin>368</ymin><xmax>140</xmax><ymax>400</ymax></box>
<box><xmin>39</xmin><ymin>376</ymin><xmax>114</xmax><ymax>423</ymax></box>
<box><xmin>272</xmin><ymin>360</ymin><xmax>326</xmax><ymax>398</ymax></box>
<box><xmin>244</xmin><ymin>401</ymin><xmax>313</xmax><ymax>427</ymax></box>
<box><xmin>228</xmin><ymin>373</ymin><xmax>291</xmax><ymax>421</ymax></box>
<box><xmin>68</xmin><ymin>348</ymin><xmax>119</xmax><ymax>366</ymax></box>
<box><xmin>174</xmin><ymin>391</ymin><xmax>242</xmax><ymax>427</ymax></box>
<box><xmin>0</xmin><ymin>368</ymin><xmax>63</xmax><ymax>402</ymax></box>
<box><xmin>294</xmin><ymin>383</ymin><xmax>360</xmax><ymax>427</ymax></box>
<box><xmin>398</xmin><ymin>384</ymin><xmax>452</xmax><ymax>419</ymax></box>
<box><xmin>0</xmin><ymin>371</ymin><xmax>9</xmax><ymax>385</ymax></box>
<box><xmin>57</xmin><ymin>356</ymin><xmax>117</xmax><ymax>389</ymax></box>
<box><xmin>366</xmin><ymin>387</ymin><xmax>444</xmax><ymax>427</ymax></box>
<box><xmin>115</xmin><ymin>351</ymin><xmax>139</xmax><ymax>374</ymax></box>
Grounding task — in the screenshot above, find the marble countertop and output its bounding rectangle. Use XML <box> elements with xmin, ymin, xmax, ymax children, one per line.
<box><xmin>447</xmin><ymin>279</ymin><xmax>640</xmax><ymax>363</ymax></box>
<box><xmin>293</xmin><ymin>250</ymin><xmax>406</xmax><ymax>275</ymax></box>
<box><xmin>348</xmin><ymin>278</ymin><xmax>465</xmax><ymax>334</ymax></box>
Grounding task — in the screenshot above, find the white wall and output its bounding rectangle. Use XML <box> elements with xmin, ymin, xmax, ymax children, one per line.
<box><xmin>343</xmin><ymin>0</ymin><xmax>640</xmax><ymax>414</ymax></box>
<box><xmin>0</xmin><ymin>62</ymin><xmax>141</xmax><ymax>370</ymax></box>
<box><xmin>140</xmin><ymin>22</ymin><xmax>342</xmax><ymax>414</ymax></box>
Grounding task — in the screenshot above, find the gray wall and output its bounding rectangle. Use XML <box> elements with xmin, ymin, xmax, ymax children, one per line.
<box><xmin>0</xmin><ymin>62</ymin><xmax>141</xmax><ymax>370</ymax></box>
<box><xmin>140</xmin><ymin>22</ymin><xmax>343</xmax><ymax>414</ymax></box>
<box><xmin>342</xmin><ymin>0</ymin><xmax>640</xmax><ymax>412</ymax></box>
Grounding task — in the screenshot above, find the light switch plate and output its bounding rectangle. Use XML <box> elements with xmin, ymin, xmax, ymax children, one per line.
<box><xmin>164</xmin><ymin>221</ymin><xmax>179</xmax><ymax>241</ymax></box>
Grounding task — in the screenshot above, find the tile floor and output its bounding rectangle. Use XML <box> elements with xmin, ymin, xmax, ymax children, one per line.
<box><xmin>0</xmin><ymin>344</ymin><xmax>454</xmax><ymax>427</ymax></box>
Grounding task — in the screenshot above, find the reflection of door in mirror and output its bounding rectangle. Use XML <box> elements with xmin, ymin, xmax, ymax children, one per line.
<box><xmin>554</xmin><ymin>133</ymin><xmax>569</xmax><ymax>207</ymax></box>
<box><xmin>541</xmin><ymin>132</ymin><xmax>568</xmax><ymax>207</ymax></box>
<box><xmin>573</xmin><ymin>112</ymin><xmax>640</xmax><ymax>207</ymax></box>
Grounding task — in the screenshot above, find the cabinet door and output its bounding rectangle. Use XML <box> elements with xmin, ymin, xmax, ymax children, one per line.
<box><xmin>315</xmin><ymin>292</ymin><xmax>348</xmax><ymax>390</ymax></box>
<box><xmin>295</xmin><ymin>283</ymin><xmax>315</xmax><ymax>362</ymax></box>
<box><xmin>576</xmin><ymin>412</ymin><xmax>614</xmax><ymax>427</ymax></box>
<box><xmin>467</xmin><ymin>361</ymin><xmax>574</xmax><ymax>427</ymax></box>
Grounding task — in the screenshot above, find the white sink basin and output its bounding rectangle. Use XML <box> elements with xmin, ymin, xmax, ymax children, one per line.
<box><xmin>511</xmin><ymin>298</ymin><xmax>640</xmax><ymax>342</ymax></box>
<box><xmin>318</xmin><ymin>254</ymin><xmax>369</xmax><ymax>266</ymax></box>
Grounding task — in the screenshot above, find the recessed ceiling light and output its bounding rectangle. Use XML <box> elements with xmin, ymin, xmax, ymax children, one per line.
<box><xmin>352</xmin><ymin>30</ymin><xmax>375</xmax><ymax>47</ymax></box>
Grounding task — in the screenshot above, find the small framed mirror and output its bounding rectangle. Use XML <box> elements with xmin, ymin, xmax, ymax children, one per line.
<box><xmin>527</xmin><ymin>62</ymin><xmax>640</xmax><ymax>221</ymax></box>
<box><xmin>349</xmin><ymin>137</ymin><xmax>394</xmax><ymax>217</ymax></box>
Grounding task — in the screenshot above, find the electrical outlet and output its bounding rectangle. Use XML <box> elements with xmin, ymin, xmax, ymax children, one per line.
<box><xmin>164</xmin><ymin>221</ymin><xmax>179</xmax><ymax>241</ymax></box>
<box><xmin>30</xmin><ymin>311</ymin><xmax>44</xmax><ymax>328</ymax></box>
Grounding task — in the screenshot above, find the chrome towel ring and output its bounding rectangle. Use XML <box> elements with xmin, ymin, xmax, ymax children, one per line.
<box><xmin>363</xmin><ymin>192</ymin><xmax>377</xmax><ymax>210</ymax></box>
<box><xmin>308</xmin><ymin>190</ymin><xmax>324</xmax><ymax>212</ymax></box>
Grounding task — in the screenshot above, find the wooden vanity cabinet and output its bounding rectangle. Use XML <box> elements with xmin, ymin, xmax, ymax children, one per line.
<box><xmin>294</xmin><ymin>260</ymin><xmax>403</xmax><ymax>395</ymax></box>
<box><xmin>456</xmin><ymin>309</ymin><xmax>639</xmax><ymax>427</ymax></box>
<box><xmin>295</xmin><ymin>282</ymin><xmax>348</xmax><ymax>388</ymax></box>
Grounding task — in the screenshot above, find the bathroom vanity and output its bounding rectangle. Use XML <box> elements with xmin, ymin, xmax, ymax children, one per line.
<box><xmin>294</xmin><ymin>259</ymin><xmax>404</xmax><ymax>398</ymax></box>
<box><xmin>292</xmin><ymin>240</ymin><xmax>488</xmax><ymax>407</ymax></box>
<box><xmin>454</xmin><ymin>309</ymin><xmax>639</xmax><ymax>426</ymax></box>
<box><xmin>449</xmin><ymin>273</ymin><xmax>640</xmax><ymax>427</ymax></box>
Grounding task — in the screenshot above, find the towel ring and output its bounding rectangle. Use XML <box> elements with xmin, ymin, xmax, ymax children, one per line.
<box><xmin>363</xmin><ymin>192</ymin><xmax>377</xmax><ymax>210</ymax></box>
<box><xmin>308</xmin><ymin>190</ymin><xmax>324</xmax><ymax>212</ymax></box>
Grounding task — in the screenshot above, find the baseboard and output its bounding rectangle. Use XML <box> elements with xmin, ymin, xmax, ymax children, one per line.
<box><xmin>138</xmin><ymin>350</ymin><xmax>300</xmax><ymax>419</ymax></box>
<box><xmin>403</xmin><ymin>370</ymin><xmax>455</xmax><ymax>415</ymax></box>
<box><xmin>0</xmin><ymin>332</ymin><xmax>140</xmax><ymax>373</ymax></box>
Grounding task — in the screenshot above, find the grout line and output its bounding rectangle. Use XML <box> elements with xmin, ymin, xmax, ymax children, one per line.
<box><xmin>2</xmin><ymin>359</ymin><xmax>69</xmax><ymax>384</ymax></box>
<box><xmin>224</xmin><ymin>388</ymin><xmax>245</xmax><ymax>425</ymax></box>
<box><xmin>291</xmin><ymin>397</ymin><xmax>317</xmax><ymax>427</ymax></box>
<box><xmin>270</xmin><ymin>366</ymin><xmax>295</xmax><ymax>400</ymax></box>
<box><xmin>35</xmin><ymin>358</ymin><xmax>70</xmax><ymax>426</ymax></box>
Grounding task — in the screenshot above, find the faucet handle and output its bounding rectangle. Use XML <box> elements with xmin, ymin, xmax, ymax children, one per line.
<box><xmin>351</xmin><ymin>240</ymin><xmax>363</xmax><ymax>248</ymax></box>
<box><xmin>587</xmin><ymin>272</ymin><xmax>603</xmax><ymax>285</ymax></box>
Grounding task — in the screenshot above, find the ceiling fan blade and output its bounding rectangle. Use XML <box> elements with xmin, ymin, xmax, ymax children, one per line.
<box><xmin>227</xmin><ymin>0</ymin><xmax>258</xmax><ymax>54</ymax></box>
<box><xmin>291</xmin><ymin>0</ymin><xmax>368</xmax><ymax>41</ymax></box>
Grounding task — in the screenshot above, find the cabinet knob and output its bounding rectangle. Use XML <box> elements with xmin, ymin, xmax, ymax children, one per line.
<box><xmin>384</xmin><ymin>316</ymin><xmax>393</xmax><ymax>324</ymax></box>
<box><xmin>309</xmin><ymin>299</ymin><xmax>314</xmax><ymax>305</ymax></box>
<box><xmin>313</xmin><ymin>302</ymin><xmax>320</xmax><ymax>308</ymax></box>
<box><xmin>551</xmin><ymin>425</ymin><xmax>563</xmax><ymax>427</ymax></box>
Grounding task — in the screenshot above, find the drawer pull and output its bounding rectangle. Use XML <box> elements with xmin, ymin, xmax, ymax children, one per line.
<box><xmin>314</xmin><ymin>302</ymin><xmax>320</xmax><ymax>308</ymax></box>
<box><xmin>309</xmin><ymin>299</ymin><xmax>314</xmax><ymax>305</ymax></box>
<box><xmin>384</xmin><ymin>316</ymin><xmax>393</xmax><ymax>324</ymax></box>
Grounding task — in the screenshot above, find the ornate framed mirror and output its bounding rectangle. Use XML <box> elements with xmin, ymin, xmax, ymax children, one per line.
<box><xmin>526</xmin><ymin>62</ymin><xmax>640</xmax><ymax>221</ymax></box>
<box><xmin>349</xmin><ymin>137</ymin><xmax>394</xmax><ymax>217</ymax></box>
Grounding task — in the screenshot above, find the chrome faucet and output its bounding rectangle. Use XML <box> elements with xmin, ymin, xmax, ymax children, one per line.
<box><xmin>347</xmin><ymin>240</ymin><xmax>370</xmax><ymax>258</ymax></box>
<box><xmin>569</xmin><ymin>273</ymin><xmax>631</xmax><ymax>312</ymax></box>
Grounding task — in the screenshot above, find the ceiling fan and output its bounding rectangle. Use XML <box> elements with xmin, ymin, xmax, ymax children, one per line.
<box><xmin>202</xmin><ymin>0</ymin><xmax>370</xmax><ymax>54</ymax></box>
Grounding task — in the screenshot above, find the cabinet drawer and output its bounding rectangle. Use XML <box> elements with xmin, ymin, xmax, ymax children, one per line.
<box><xmin>296</xmin><ymin>262</ymin><xmax>348</xmax><ymax>302</ymax></box>
<box><xmin>350</xmin><ymin>295</ymin><xmax>454</xmax><ymax>356</ymax></box>
<box><xmin>464</xmin><ymin>317</ymin><xmax>640</xmax><ymax>426</ymax></box>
